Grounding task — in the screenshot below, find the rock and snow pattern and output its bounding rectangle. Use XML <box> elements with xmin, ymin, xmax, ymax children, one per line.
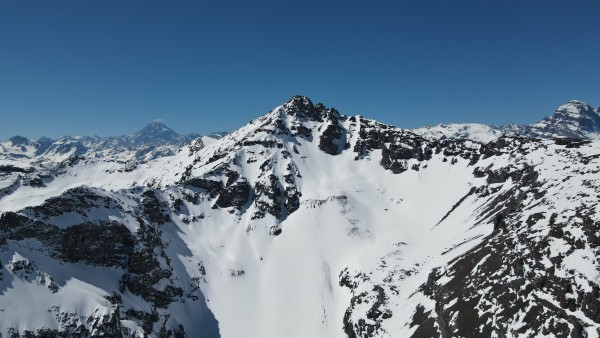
<box><xmin>1</xmin><ymin>96</ymin><xmax>600</xmax><ymax>337</ymax></box>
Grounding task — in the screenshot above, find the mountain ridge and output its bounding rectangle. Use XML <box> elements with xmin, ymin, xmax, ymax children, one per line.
<box><xmin>1</xmin><ymin>121</ymin><xmax>203</xmax><ymax>162</ymax></box>
<box><xmin>412</xmin><ymin>99</ymin><xmax>600</xmax><ymax>142</ymax></box>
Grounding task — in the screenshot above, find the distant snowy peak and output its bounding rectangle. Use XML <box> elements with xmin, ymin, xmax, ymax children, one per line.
<box><xmin>554</xmin><ymin>100</ymin><xmax>597</xmax><ymax>119</ymax></box>
<box><xmin>7</xmin><ymin>136</ymin><xmax>34</xmax><ymax>147</ymax></box>
<box><xmin>0</xmin><ymin>121</ymin><xmax>202</xmax><ymax>162</ymax></box>
<box><xmin>125</xmin><ymin>121</ymin><xmax>202</xmax><ymax>151</ymax></box>
<box><xmin>131</xmin><ymin>121</ymin><xmax>190</xmax><ymax>146</ymax></box>
<box><xmin>134</xmin><ymin>120</ymin><xmax>179</xmax><ymax>138</ymax></box>
<box><xmin>528</xmin><ymin>100</ymin><xmax>600</xmax><ymax>139</ymax></box>
<box><xmin>412</xmin><ymin>100</ymin><xmax>600</xmax><ymax>142</ymax></box>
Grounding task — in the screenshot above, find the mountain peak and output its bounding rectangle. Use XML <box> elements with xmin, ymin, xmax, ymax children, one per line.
<box><xmin>7</xmin><ymin>135</ymin><xmax>31</xmax><ymax>146</ymax></box>
<box><xmin>139</xmin><ymin>120</ymin><xmax>177</xmax><ymax>135</ymax></box>
<box><xmin>524</xmin><ymin>100</ymin><xmax>600</xmax><ymax>138</ymax></box>
<box><xmin>280</xmin><ymin>95</ymin><xmax>340</xmax><ymax>122</ymax></box>
<box><xmin>132</xmin><ymin>121</ymin><xmax>179</xmax><ymax>144</ymax></box>
<box><xmin>284</xmin><ymin>95</ymin><xmax>314</xmax><ymax>109</ymax></box>
<box><xmin>555</xmin><ymin>100</ymin><xmax>595</xmax><ymax>116</ymax></box>
<box><xmin>549</xmin><ymin>99</ymin><xmax>598</xmax><ymax>122</ymax></box>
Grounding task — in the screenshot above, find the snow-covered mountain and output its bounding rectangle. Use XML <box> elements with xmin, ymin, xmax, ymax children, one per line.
<box><xmin>0</xmin><ymin>121</ymin><xmax>204</xmax><ymax>163</ymax></box>
<box><xmin>412</xmin><ymin>100</ymin><xmax>600</xmax><ymax>142</ymax></box>
<box><xmin>410</xmin><ymin>123</ymin><xmax>507</xmax><ymax>143</ymax></box>
<box><xmin>0</xmin><ymin>122</ymin><xmax>224</xmax><ymax>202</ymax></box>
<box><xmin>527</xmin><ymin>100</ymin><xmax>600</xmax><ymax>139</ymax></box>
<box><xmin>1</xmin><ymin>96</ymin><xmax>599</xmax><ymax>337</ymax></box>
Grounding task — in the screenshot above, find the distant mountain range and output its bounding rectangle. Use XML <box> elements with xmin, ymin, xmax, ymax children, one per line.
<box><xmin>3</xmin><ymin>100</ymin><xmax>598</xmax><ymax>163</ymax></box>
<box><xmin>0</xmin><ymin>121</ymin><xmax>210</xmax><ymax>164</ymax></box>
<box><xmin>0</xmin><ymin>97</ymin><xmax>599</xmax><ymax>337</ymax></box>
<box><xmin>412</xmin><ymin>100</ymin><xmax>600</xmax><ymax>142</ymax></box>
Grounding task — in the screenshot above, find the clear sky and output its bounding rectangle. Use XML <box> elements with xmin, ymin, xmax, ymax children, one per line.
<box><xmin>1</xmin><ymin>0</ymin><xmax>599</xmax><ymax>139</ymax></box>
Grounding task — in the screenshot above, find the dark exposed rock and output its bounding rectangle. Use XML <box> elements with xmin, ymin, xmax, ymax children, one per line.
<box><xmin>142</xmin><ymin>190</ymin><xmax>172</xmax><ymax>225</ymax></box>
<box><xmin>59</xmin><ymin>222</ymin><xmax>134</xmax><ymax>267</ymax></box>
<box><xmin>213</xmin><ymin>179</ymin><xmax>252</xmax><ymax>209</ymax></box>
<box><xmin>184</xmin><ymin>177</ymin><xmax>224</xmax><ymax>196</ymax></box>
<box><xmin>122</xmin><ymin>217</ymin><xmax>184</xmax><ymax>309</ymax></box>
<box><xmin>284</xmin><ymin>186</ymin><xmax>300</xmax><ymax>215</ymax></box>
<box><xmin>241</xmin><ymin>139</ymin><xmax>283</xmax><ymax>149</ymax></box>
<box><xmin>319</xmin><ymin>122</ymin><xmax>347</xmax><ymax>155</ymax></box>
<box><xmin>0</xmin><ymin>165</ymin><xmax>33</xmax><ymax>174</ymax></box>
<box><xmin>252</xmin><ymin>175</ymin><xmax>284</xmax><ymax>220</ymax></box>
<box><xmin>283</xmin><ymin>95</ymin><xmax>325</xmax><ymax>122</ymax></box>
<box><xmin>125</xmin><ymin>309</ymin><xmax>159</xmax><ymax>334</ymax></box>
<box><xmin>0</xmin><ymin>211</ymin><xmax>58</xmax><ymax>245</ymax></box>
<box><xmin>290</xmin><ymin>124</ymin><xmax>312</xmax><ymax>139</ymax></box>
<box><xmin>340</xmin><ymin>269</ymin><xmax>392</xmax><ymax>338</ymax></box>
<box><xmin>554</xmin><ymin>138</ymin><xmax>591</xmax><ymax>148</ymax></box>
<box><xmin>380</xmin><ymin>138</ymin><xmax>433</xmax><ymax>174</ymax></box>
<box><xmin>412</xmin><ymin>200</ymin><xmax>600</xmax><ymax>337</ymax></box>
<box><xmin>29</xmin><ymin>187</ymin><xmax>115</xmax><ymax>218</ymax></box>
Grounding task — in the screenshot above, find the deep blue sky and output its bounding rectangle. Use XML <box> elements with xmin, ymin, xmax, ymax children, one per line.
<box><xmin>1</xmin><ymin>0</ymin><xmax>599</xmax><ymax>139</ymax></box>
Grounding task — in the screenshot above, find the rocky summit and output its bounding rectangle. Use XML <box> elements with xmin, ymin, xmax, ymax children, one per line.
<box><xmin>1</xmin><ymin>96</ymin><xmax>599</xmax><ymax>337</ymax></box>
